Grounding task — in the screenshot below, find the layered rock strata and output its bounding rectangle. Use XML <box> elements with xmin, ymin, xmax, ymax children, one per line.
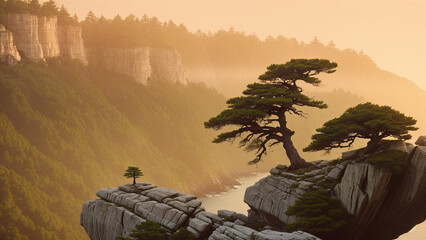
<box><xmin>244</xmin><ymin>139</ymin><xmax>426</xmax><ymax>240</ymax></box>
<box><xmin>3</xmin><ymin>12</ymin><xmax>184</xmax><ymax>83</ymax></box>
<box><xmin>0</xmin><ymin>24</ymin><xmax>21</xmax><ymax>64</ymax></box>
<box><xmin>5</xmin><ymin>13</ymin><xmax>43</xmax><ymax>60</ymax></box>
<box><xmin>101</xmin><ymin>48</ymin><xmax>152</xmax><ymax>84</ymax></box>
<box><xmin>4</xmin><ymin>13</ymin><xmax>87</xmax><ymax>63</ymax></box>
<box><xmin>57</xmin><ymin>24</ymin><xmax>88</xmax><ymax>64</ymax></box>
<box><xmin>37</xmin><ymin>15</ymin><xmax>60</xmax><ymax>58</ymax></box>
<box><xmin>149</xmin><ymin>48</ymin><xmax>186</xmax><ymax>83</ymax></box>
<box><xmin>87</xmin><ymin>47</ymin><xmax>186</xmax><ymax>84</ymax></box>
<box><xmin>81</xmin><ymin>183</ymin><xmax>320</xmax><ymax>240</ymax></box>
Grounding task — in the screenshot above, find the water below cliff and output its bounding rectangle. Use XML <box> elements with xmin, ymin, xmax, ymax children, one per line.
<box><xmin>200</xmin><ymin>172</ymin><xmax>425</xmax><ymax>240</ymax></box>
<box><xmin>200</xmin><ymin>172</ymin><xmax>268</xmax><ymax>214</ymax></box>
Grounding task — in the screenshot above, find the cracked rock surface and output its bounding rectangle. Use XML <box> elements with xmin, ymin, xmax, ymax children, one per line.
<box><xmin>244</xmin><ymin>139</ymin><xmax>426</xmax><ymax>240</ymax></box>
<box><xmin>81</xmin><ymin>182</ymin><xmax>320</xmax><ymax>240</ymax></box>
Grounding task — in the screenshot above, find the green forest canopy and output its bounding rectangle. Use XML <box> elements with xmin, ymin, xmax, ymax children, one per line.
<box><xmin>0</xmin><ymin>59</ymin><xmax>367</xmax><ymax>240</ymax></box>
<box><xmin>0</xmin><ymin>58</ymin><xmax>267</xmax><ymax>240</ymax></box>
<box><xmin>0</xmin><ymin>0</ymin><xmax>78</xmax><ymax>24</ymax></box>
<box><xmin>304</xmin><ymin>102</ymin><xmax>418</xmax><ymax>154</ymax></box>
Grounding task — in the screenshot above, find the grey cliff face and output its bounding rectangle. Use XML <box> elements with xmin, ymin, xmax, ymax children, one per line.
<box><xmin>57</xmin><ymin>24</ymin><xmax>88</xmax><ymax>64</ymax></box>
<box><xmin>3</xmin><ymin>13</ymin><xmax>88</xmax><ymax>63</ymax></box>
<box><xmin>81</xmin><ymin>183</ymin><xmax>320</xmax><ymax>240</ymax></box>
<box><xmin>244</xmin><ymin>138</ymin><xmax>426</xmax><ymax>240</ymax></box>
<box><xmin>87</xmin><ymin>47</ymin><xmax>186</xmax><ymax>84</ymax></box>
<box><xmin>149</xmin><ymin>48</ymin><xmax>186</xmax><ymax>83</ymax></box>
<box><xmin>5</xmin><ymin>13</ymin><xmax>43</xmax><ymax>61</ymax></box>
<box><xmin>37</xmin><ymin>15</ymin><xmax>61</xmax><ymax>58</ymax></box>
<box><xmin>3</xmin><ymin>12</ymin><xmax>185</xmax><ymax>84</ymax></box>
<box><xmin>100</xmin><ymin>48</ymin><xmax>152</xmax><ymax>84</ymax></box>
<box><xmin>0</xmin><ymin>24</ymin><xmax>21</xmax><ymax>64</ymax></box>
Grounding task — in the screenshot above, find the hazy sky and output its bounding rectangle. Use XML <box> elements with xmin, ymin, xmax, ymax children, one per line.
<box><xmin>54</xmin><ymin>0</ymin><xmax>426</xmax><ymax>91</ymax></box>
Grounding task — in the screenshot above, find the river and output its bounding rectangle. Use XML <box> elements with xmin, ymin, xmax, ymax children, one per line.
<box><xmin>200</xmin><ymin>173</ymin><xmax>425</xmax><ymax>240</ymax></box>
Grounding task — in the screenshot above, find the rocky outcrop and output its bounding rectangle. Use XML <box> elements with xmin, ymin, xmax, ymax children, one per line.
<box><xmin>37</xmin><ymin>15</ymin><xmax>60</xmax><ymax>58</ymax></box>
<box><xmin>244</xmin><ymin>138</ymin><xmax>426</xmax><ymax>240</ymax></box>
<box><xmin>416</xmin><ymin>136</ymin><xmax>426</xmax><ymax>146</ymax></box>
<box><xmin>3</xmin><ymin>13</ymin><xmax>87</xmax><ymax>63</ymax></box>
<box><xmin>81</xmin><ymin>182</ymin><xmax>320</xmax><ymax>240</ymax></box>
<box><xmin>87</xmin><ymin>47</ymin><xmax>186</xmax><ymax>84</ymax></box>
<box><xmin>3</xmin><ymin>12</ymin><xmax>184</xmax><ymax>83</ymax></box>
<box><xmin>149</xmin><ymin>48</ymin><xmax>185</xmax><ymax>83</ymax></box>
<box><xmin>57</xmin><ymin>24</ymin><xmax>88</xmax><ymax>64</ymax></box>
<box><xmin>5</xmin><ymin>13</ymin><xmax>43</xmax><ymax>61</ymax></box>
<box><xmin>100</xmin><ymin>48</ymin><xmax>152</xmax><ymax>84</ymax></box>
<box><xmin>0</xmin><ymin>24</ymin><xmax>21</xmax><ymax>64</ymax></box>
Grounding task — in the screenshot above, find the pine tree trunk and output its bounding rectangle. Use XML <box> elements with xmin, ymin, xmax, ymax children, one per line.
<box><xmin>363</xmin><ymin>137</ymin><xmax>382</xmax><ymax>155</ymax></box>
<box><xmin>282</xmin><ymin>135</ymin><xmax>312</xmax><ymax>170</ymax></box>
<box><xmin>133</xmin><ymin>177</ymin><xmax>136</xmax><ymax>185</ymax></box>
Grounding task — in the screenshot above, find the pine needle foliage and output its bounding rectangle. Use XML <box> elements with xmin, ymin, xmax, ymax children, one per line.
<box><xmin>118</xmin><ymin>221</ymin><xmax>167</xmax><ymax>240</ymax></box>
<box><xmin>205</xmin><ymin>59</ymin><xmax>337</xmax><ymax>169</ymax></box>
<box><xmin>123</xmin><ymin>166</ymin><xmax>143</xmax><ymax>185</ymax></box>
<box><xmin>285</xmin><ymin>189</ymin><xmax>351</xmax><ymax>239</ymax></box>
<box><xmin>304</xmin><ymin>102</ymin><xmax>418</xmax><ymax>154</ymax></box>
<box><xmin>118</xmin><ymin>222</ymin><xmax>195</xmax><ymax>240</ymax></box>
<box><xmin>170</xmin><ymin>228</ymin><xmax>196</xmax><ymax>240</ymax></box>
<box><xmin>366</xmin><ymin>150</ymin><xmax>408</xmax><ymax>174</ymax></box>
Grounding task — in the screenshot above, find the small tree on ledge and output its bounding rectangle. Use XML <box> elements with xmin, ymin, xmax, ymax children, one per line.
<box><xmin>124</xmin><ymin>166</ymin><xmax>143</xmax><ymax>185</ymax></box>
<box><xmin>304</xmin><ymin>102</ymin><xmax>418</xmax><ymax>155</ymax></box>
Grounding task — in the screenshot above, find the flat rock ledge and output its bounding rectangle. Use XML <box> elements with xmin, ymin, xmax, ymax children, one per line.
<box><xmin>80</xmin><ymin>183</ymin><xmax>320</xmax><ymax>240</ymax></box>
<box><xmin>244</xmin><ymin>139</ymin><xmax>426</xmax><ymax>240</ymax></box>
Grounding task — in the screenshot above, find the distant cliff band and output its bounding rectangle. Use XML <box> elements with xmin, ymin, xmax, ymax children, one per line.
<box><xmin>0</xmin><ymin>13</ymin><xmax>185</xmax><ymax>84</ymax></box>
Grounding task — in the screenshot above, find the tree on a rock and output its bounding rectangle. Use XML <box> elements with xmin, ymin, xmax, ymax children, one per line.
<box><xmin>304</xmin><ymin>102</ymin><xmax>418</xmax><ymax>154</ymax></box>
<box><xmin>124</xmin><ymin>166</ymin><xmax>143</xmax><ymax>185</ymax></box>
<box><xmin>204</xmin><ymin>59</ymin><xmax>338</xmax><ymax>170</ymax></box>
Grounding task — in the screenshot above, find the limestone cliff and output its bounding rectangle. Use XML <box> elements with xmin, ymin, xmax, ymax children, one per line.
<box><xmin>3</xmin><ymin>13</ymin><xmax>87</xmax><ymax>63</ymax></box>
<box><xmin>37</xmin><ymin>15</ymin><xmax>60</xmax><ymax>58</ymax></box>
<box><xmin>98</xmin><ymin>48</ymin><xmax>152</xmax><ymax>84</ymax></box>
<box><xmin>0</xmin><ymin>24</ymin><xmax>21</xmax><ymax>64</ymax></box>
<box><xmin>244</xmin><ymin>138</ymin><xmax>426</xmax><ymax>240</ymax></box>
<box><xmin>3</xmin><ymin>12</ymin><xmax>184</xmax><ymax>83</ymax></box>
<box><xmin>81</xmin><ymin>183</ymin><xmax>320</xmax><ymax>240</ymax></box>
<box><xmin>57</xmin><ymin>24</ymin><xmax>88</xmax><ymax>64</ymax></box>
<box><xmin>5</xmin><ymin>13</ymin><xmax>43</xmax><ymax>61</ymax></box>
<box><xmin>87</xmin><ymin>47</ymin><xmax>186</xmax><ymax>84</ymax></box>
<box><xmin>149</xmin><ymin>48</ymin><xmax>186</xmax><ymax>83</ymax></box>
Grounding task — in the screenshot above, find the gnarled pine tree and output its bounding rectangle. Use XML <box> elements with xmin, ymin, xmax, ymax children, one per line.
<box><xmin>304</xmin><ymin>102</ymin><xmax>418</xmax><ymax>154</ymax></box>
<box><xmin>205</xmin><ymin>59</ymin><xmax>337</xmax><ymax>170</ymax></box>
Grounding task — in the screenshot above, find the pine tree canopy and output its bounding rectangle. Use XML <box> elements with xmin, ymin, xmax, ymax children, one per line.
<box><xmin>124</xmin><ymin>166</ymin><xmax>143</xmax><ymax>184</ymax></box>
<box><xmin>205</xmin><ymin>59</ymin><xmax>337</xmax><ymax>169</ymax></box>
<box><xmin>304</xmin><ymin>102</ymin><xmax>418</xmax><ymax>153</ymax></box>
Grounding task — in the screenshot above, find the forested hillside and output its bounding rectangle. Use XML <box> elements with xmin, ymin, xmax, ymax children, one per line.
<box><xmin>0</xmin><ymin>58</ymin><xmax>265</xmax><ymax>239</ymax></box>
<box><xmin>0</xmin><ymin>58</ymin><xmax>368</xmax><ymax>240</ymax></box>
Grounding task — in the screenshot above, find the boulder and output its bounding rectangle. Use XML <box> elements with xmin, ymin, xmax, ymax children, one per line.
<box><xmin>341</xmin><ymin>148</ymin><xmax>363</xmax><ymax>160</ymax></box>
<box><xmin>388</xmin><ymin>140</ymin><xmax>409</xmax><ymax>152</ymax></box>
<box><xmin>325</xmin><ymin>167</ymin><xmax>343</xmax><ymax>181</ymax></box>
<box><xmin>218</xmin><ymin>210</ymin><xmax>237</xmax><ymax>221</ymax></box>
<box><xmin>415</xmin><ymin>136</ymin><xmax>426</xmax><ymax>146</ymax></box>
